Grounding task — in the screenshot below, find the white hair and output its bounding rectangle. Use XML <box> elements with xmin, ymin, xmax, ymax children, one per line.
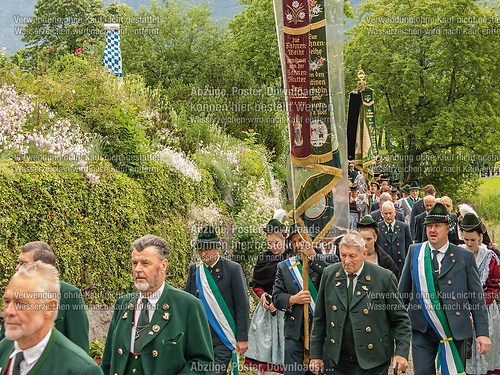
<box><xmin>381</xmin><ymin>201</ymin><xmax>396</xmax><ymax>211</ymax></box>
<box><xmin>339</xmin><ymin>231</ymin><xmax>366</xmax><ymax>253</ymax></box>
<box><xmin>14</xmin><ymin>261</ymin><xmax>60</xmax><ymax>320</ymax></box>
<box><xmin>379</xmin><ymin>192</ymin><xmax>392</xmax><ymax>205</ymax></box>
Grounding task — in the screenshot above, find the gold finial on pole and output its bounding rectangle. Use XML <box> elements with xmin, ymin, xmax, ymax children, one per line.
<box><xmin>357</xmin><ymin>68</ymin><xmax>366</xmax><ymax>91</ymax></box>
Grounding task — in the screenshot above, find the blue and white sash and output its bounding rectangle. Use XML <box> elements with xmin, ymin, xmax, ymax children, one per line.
<box><xmin>413</xmin><ymin>242</ymin><xmax>465</xmax><ymax>375</ymax></box>
<box><xmin>195</xmin><ymin>261</ymin><xmax>239</xmax><ymax>374</ymax></box>
<box><xmin>284</xmin><ymin>256</ymin><xmax>318</xmax><ymax>315</ymax></box>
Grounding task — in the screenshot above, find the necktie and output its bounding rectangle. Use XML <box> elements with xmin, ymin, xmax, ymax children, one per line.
<box><xmin>388</xmin><ymin>225</ymin><xmax>394</xmax><ymax>241</ymax></box>
<box><xmin>12</xmin><ymin>352</ymin><xmax>24</xmax><ymax>375</ymax></box>
<box><xmin>134</xmin><ymin>298</ymin><xmax>150</xmax><ymax>352</ymax></box>
<box><xmin>432</xmin><ymin>250</ymin><xmax>440</xmax><ymax>290</ymax></box>
<box><xmin>347</xmin><ymin>274</ymin><xmax>357</xmax><ymax>307</ymax></box>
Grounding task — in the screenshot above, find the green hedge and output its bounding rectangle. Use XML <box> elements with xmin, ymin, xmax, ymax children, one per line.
<box><xmin>0</xmin><ymin>160</ymin><xmax>219</xmax><ymax>305</ymax></box>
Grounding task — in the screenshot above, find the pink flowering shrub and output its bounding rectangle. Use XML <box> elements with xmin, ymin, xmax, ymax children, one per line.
<box><xmin>0</xmin><ymin>84</ymin><xmax>98</xmax><ymax>184</ymax></box>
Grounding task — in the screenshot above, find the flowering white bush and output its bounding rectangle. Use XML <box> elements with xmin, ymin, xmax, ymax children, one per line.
<box><xmin>0</xmin><ymin>84</ymin><xmax>98</xmax><ymax>184</ymax></box>
<box><xmin>199</xmin><ymin>143</ymin><xmax>239</xmax><ymax>167</ymax></box>
<box><xmin>154</xmin><ymin>147</ymin><xmax>202</xmax><ymax>182</ymax></box>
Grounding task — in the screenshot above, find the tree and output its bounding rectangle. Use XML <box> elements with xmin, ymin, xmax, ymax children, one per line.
<box><xmin>227</xmin><ymin>0</ymin><xmax>282</xmax><ymax>86</ymax></box>
<box><xmin>120</xmin><ymin>0</ymin><xmax>225</xmax><ymax>88</ymax></box>
<box><xmin>345</xmin><ymin>0</ymin><xmax>500</xmax><ymax>196</ymax></box>
<box><xmin>21</xmin><ymin>0</ymin><xmax>104</xmax><ymax>55</ymax></box>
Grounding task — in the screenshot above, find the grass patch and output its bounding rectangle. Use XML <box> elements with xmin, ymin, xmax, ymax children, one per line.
<box><xmin>474</xmin><ymin>176</ymin><xmax>500</xmax><ymax>243</ymax></box>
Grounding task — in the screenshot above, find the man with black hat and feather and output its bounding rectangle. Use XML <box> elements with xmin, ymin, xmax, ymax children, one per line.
<box><xmin>185</xmin><ymin>225</ymin><xmax>249</xmax><ymax>375</ymax></box>
<box><xmin>399</xmin><ymin>203</ymin><xmax>492</xmax><ymax>375</ymax></box>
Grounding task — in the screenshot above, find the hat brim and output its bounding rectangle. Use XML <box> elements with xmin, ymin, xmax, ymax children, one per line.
<box><xmin>423</xmin><ymin>217</ymin><xmax>449</xmax><ymax>225</ymax></box>
<box><xmin>458</xmin><ymin>222</ymin><xmax>482</xmax><ymax>231</ymax></box>
<box><xmin>196</xmin><ymin>240</ymin><xmax>222</xmax><ymax>250</ymax></box>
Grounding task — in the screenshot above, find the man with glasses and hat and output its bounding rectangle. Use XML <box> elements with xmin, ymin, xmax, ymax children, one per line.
<box><xmin>185</xmin><ymin>226</ymin><xmax>249</xmax><ymax>375</ymax></box>
<box><xmin>399</xmin><ymin>203</ymin><xmax>492</xmax><ymax>375</ymax></box>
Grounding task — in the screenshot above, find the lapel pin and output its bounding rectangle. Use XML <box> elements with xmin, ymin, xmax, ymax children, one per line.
<box><xmin>152</xmin><ymin>325</ymin><xmax>160</xmax><ymax>333</ymax></box>
<box><xmin>335</xmin><ymin>272</ymin><xmax>340</xmax><ymax>277</ymax></box>
<box><xmin>361</xmin><ymin>285</ymin><xmax>368</xmax><ymax>291</ymax></box>
<box><xmin>163</xmin><ymin>312</ymin><xmax>170</xmax><ymax>321</ymax></box>
<box><xmin>149</xmin><ymin>331</ymin><xmax>154</xmax><ymax>335</ymax></box>
<box><xmin>335</xmin><ymin>282</ymin><xmax>341</xmax><ymax>287</ymax></box>
<box><xmin>122</xmin><ymin>312</ymin><xmax>128</xmax><ymax>319</ymax></box>
<box><xmin>356</xmin><ymin>291</ymin><xmax>361</xmax><ymax>295</ymax></box>
<box><xmin>365</xmin><ymin>275</ymin><xmax>371</xmax><ymax>281</ymax></box>
<box><xmin>128</xmin><ymin>303</ymin><xmax>134</xmax><ymax>310</ymax></box>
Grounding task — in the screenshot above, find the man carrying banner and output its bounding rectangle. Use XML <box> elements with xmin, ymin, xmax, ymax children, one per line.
<box><xmin>186</xmin><ymin>226</ymin><xmax>249</xmax><ymax>375</ymax></box>
<box><xmin>273</xmin><ymin>224</ymin><xmax>337</xmax><ymax>374</ymax></box>
<box><xmin>398</xmin><ymin>203</ymin><xmax>492</xmax><ymax>375</ymax></box>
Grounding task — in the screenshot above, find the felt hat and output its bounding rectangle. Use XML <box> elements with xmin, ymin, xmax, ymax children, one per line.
<box><xmin>350</xmin><ymin>184</ymin><xmax>359</xmax><ymax>191</ymax></box>
<box><xmin>263</xmin><ymin>219</ymin><xmax>287</xmax><ymax>234</ymax></box>
<box><xmin>370</xmin><ymin>180</ymin><xmax>380</xmax><ymax>187</ymax></box>
<box><xmin>423</xmin><ymin>203</ymin><xmax>450</xmax><ymax>225</ymax></box>
<box><xmin>357</xmin><ymin>215</ymin><xmax>379</xmax><ymax>229</ymax></box>
<box><xmin>401</xmin><ymin>184</ymin><xmax>410</xmax><ymax>194</ymax></box>
<box><xmin>459</xmin><ymin>213</ymin><xmax>482</xmax><ymax>232</ymax></box>
<box><xmin>409</xmin><ymin>181</ymin><xmax>420</xmax><ymax>190</ymax></box>
<box><xmin>196</xmin><ymin>225</ymin><xmax>222</xmax><ymax>250</ymax></box>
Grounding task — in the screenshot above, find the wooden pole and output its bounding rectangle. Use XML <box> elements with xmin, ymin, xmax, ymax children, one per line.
<box><xmin>302</xmin><ymin>251</ymin><xmax>310</xmax><ymax>364</ymax></box>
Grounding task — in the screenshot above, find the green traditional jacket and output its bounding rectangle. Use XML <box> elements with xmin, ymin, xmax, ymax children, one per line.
<box><xmin>56</xmin><ymin>281</ymin><xmax>90</xmax><ymax>353</ymax></box>
<box><xmin>310</xmin><ymin>262</ymin><xmax>411</xmax><ymax>370</ymax></box>
<box><xmin>101</xmin><ymin>282</ymin><xmax>214</xmax><ymax>375</ymax></box>
<box><xmin>0</xmin><ymin>328</ymin><xmax>102</xmax><ymax>375</ymax></box>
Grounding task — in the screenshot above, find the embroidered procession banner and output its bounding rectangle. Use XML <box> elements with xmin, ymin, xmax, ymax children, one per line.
<box><xmin>347</xmin><ymin>75</ymin><xmax>378</xmax><ymax>182</ymax></box>
<box><xmin>274</xmin><ymin>0</ymin><xmax>347</xmax><ymax>243</ymax></box>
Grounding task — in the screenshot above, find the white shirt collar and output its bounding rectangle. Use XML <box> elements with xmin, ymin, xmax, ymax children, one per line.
<box><xmin>204</xmin><ymin>256</ymin><xmax>221</xmax><ymax>269</ymax></box>
<box><xmin>346</xmin><ymin>261</ymin><xmax>365</xmax><ymax>278</ymax></box>
<box><xmin>429</xmin><ymin>241</ymin><xmax>449</xmax><ymax>254</ymax></box>
<box><xmin>139</xmin><ymin>281</ymin><xmax>165</xmax><ymax>308</ymax></box>
<box><xmin>384</xmin><ymin>221</ymin><xmax>394</xmax><ymax>230</ymax></box>
<box><xmin>11</xmin><ymin>329</ymin><xmax>52</xmax><ymax>366</ymax></box>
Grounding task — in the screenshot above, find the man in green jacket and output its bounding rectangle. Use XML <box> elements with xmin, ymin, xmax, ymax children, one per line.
<box><xmin>0</xmin><ymin>261</ymin><xmax>102</xmax><ymax>375</ymax></box>
<box><xmin>101</xmin><ymin>234</ymin><xmax>214</xmax><ymax>375</ymax></box>
<box><xmin>309</xmin><ymin>231</ymin><xmax>411</xmax><ymax>375</ymax></box>
<box><xmin>0</xmin><ymin>241</ymin><xmax>89</xmax><ymax>353</ymax></box>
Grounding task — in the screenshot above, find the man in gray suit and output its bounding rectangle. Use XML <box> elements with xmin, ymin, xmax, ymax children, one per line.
<box><xmin>376</xmin><ymin>201</ymin><xmax>412</xmax><ymax>271</ymax></box>
<box><xmin>273</xmin><ymin>224</ymin><xmax>337</xmax><ymax>374</ymax></box>
<box><xmin>185</xmin><ymin>226</ymin><xmax>249</xmax><ymax>375</ymax></box>
<box><xmin>399</xmin><ymin>203</ymin><xmax>492</xmax><ymax>375</ymax></box>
